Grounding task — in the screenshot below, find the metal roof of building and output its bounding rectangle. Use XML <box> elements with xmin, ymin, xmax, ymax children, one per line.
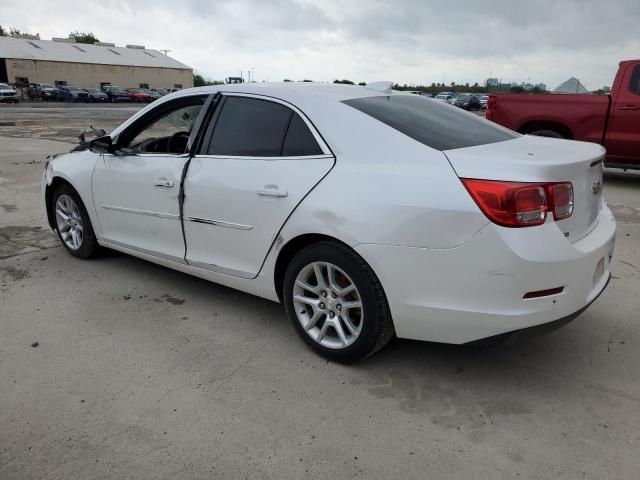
<box><xmin>0</xmin><ymin>37</ymin><xmax>191</xmax><ymax>70</ymax></box>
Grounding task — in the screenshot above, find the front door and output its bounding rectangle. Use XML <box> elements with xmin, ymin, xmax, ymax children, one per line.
<box><xmin>605</xmin><ymin>63</ymin><xmax>640</xmax><ymax>166</ymax></box>
<box><xmin>183</xmin><ymin>94</ymin><xmax>334</xmax><ymax>278</ymax></box>
<box><xmin>92</xmin><ymin>96</ymin><xmax>206</xmax><ymax>262</ymax></box>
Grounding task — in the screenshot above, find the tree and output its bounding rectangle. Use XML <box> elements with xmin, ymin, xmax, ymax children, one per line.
<box><xmin>283</xmin><ymin>79</ymin><xmax>293</xmax><ymax>82</ymax></box>
<box><xmin>0</xmin><ymin>25</ymin><xmax>7</xmax><ymax>36</ymax></box>
<box><xmin>193</xmin><ymin>73</ymin><xmax>206</xmax><ymax>87</ymax></box>
<box><xmin>69</xmin><ymin>31</ymin><xmax>99</xmax><ymax>44</ymax></box>
<box><xmin>302</xmin><ymin>79</ymin><xmax>313</xmax><ymax>82</ymax></box>
<box><xmin>358</xmin><ymin>82</ymin><xmax>366</xmax><ymax>86</ymax></box>
<box><xmin>333</xmin><ymin>79</ymin><xmax>354</xmax><ymax>85</ymax></box>
<box><xmin>6</xmin><ymin>27</ymin><xmax>39</xmax><ymax>39</ymax></box>
<box><xmin>510</xmin><ymin>85</ymin><xmax>525</xmax><ymax>93</ymax></box>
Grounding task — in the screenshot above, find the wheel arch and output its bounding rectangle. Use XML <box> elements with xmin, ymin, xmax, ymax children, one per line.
<box><xmin>45</xmin><ymin>176</ymin><xmax>78</xmax><ymax>230</ymax></box>
<box><xmin>273</xmin><ymin>233</ymin><xmax>390</xmax><ymax>307</ymax></box>
<box><xmin>518</xmin><ymin>120</ymin><xmax>573</xmax><ymax>139</ymax></box>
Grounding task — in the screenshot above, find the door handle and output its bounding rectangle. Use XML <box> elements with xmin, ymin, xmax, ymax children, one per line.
<box><xmin>257</xmin><ymin>185</ymin><xmax>288</xmax><ymax>198</ymax></box>
<box><xmin>154</xmin><ymin>178</ymin><xmax>174</xmax><ymax>188</ymax></box>
<box><xmin>619</xmin><ymin>105</ymin><xmax>639</xmax><ymax>111</ymax></box>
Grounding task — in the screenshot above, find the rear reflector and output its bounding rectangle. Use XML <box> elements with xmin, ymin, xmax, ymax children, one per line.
<box><xmin>461</xmin><ymin>178</ymin><xmax>574</xmax><ymax>228</ymax></box>
<box><xmin>523</xmin><ymin>287</ymin><xmax>564</xmax><ymax>299</ymax></box>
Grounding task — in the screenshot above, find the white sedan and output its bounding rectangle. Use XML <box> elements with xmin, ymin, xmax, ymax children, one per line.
<box><xmin>43</xmin><ymin>82</ymin><xmax>616</xmax><ymax>361</ymax></box>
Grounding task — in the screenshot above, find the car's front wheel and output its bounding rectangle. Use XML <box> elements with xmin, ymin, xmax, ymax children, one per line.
<box><xmin>283</xmin><ymin>241</ymin><xmax>394</xmax><ymax>362</ymax></box>
<box><xmin>52</xmin><ymin>184</ymin><xmax>101</xmax><ymax>258</ymax></box>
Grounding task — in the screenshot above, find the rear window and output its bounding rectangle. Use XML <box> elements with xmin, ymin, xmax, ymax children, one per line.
<box><xmin>342</xmin><ymin>95</ymin><xmax>518</xmax><ymax>150</ymax></box>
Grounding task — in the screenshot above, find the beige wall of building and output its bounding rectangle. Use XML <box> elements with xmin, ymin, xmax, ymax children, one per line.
<box><xmin>6</xmin><ymin>58</ymin><xmax>193</xmax><ymax>89</ymax></box>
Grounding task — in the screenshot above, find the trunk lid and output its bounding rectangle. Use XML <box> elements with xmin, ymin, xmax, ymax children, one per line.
<box><xmin>444</xmin><ymin>135</ymin><xmax>605</xmax><ymax>242</ymax></box>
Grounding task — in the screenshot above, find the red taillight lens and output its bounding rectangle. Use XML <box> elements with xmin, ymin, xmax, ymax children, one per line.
<box><xmin>462</xmin><ymin>179</ymin><xmax>547</xmax><ymax>227</ymax></box>
<box><xmin>462</xmin><ymin>178</ymin><xmax>574</xmax><ymax>228</ymax></box>
<box><xmin>549</xmin><ymin>182</ymin><xmax>573</xmax><ymax>220</ymax></box>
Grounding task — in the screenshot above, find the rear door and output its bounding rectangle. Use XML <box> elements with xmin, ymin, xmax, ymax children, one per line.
<box><xmin>183</xmin><ymin>94</ymin><xmax>334</xmax><ymax>278</ymax></box>
<box><xmin>605</xmin><ymin>63</ymin><xmax>640</xmax><ymax>166</ymax></box>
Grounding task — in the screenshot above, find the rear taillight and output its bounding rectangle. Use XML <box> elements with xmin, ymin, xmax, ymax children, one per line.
<box><xmin>461</xmin><ymin>179</ymin><xmax>573</xmax><ymax>228</ymax></box>
<box><xmin>485</xmin><ymin>95</ymin><xmax>497</xmax><ymax>120</ymax></box>
<box><xmin>549</xmin><ymin>182</ymin><xmax>573</xmax><ymax>220</ymax></box>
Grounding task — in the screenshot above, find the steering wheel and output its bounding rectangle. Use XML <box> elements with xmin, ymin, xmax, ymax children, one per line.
<box><xmin>167</xmin><ymin>131</ymin><xmax>190</xmax><ymax>154</ymax></box>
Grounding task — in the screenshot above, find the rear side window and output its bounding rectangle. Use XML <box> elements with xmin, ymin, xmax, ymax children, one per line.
<box><xmin>342</xmin><ymin>95</ymin><xmax>518</xmax><ymax>151</ymax></box>
<box><xmin>282</xmin><ymin>113</ymin><xmax>323</xmax><ymax>156</ymax></box>
<box><xmin>630</xmin><ymin>65</ymin><xmax>640</xmax><ymax>95</ymax></box>
<box><xmin>206</xmin><ymin>96</ymin><xmax>322</xmax><ymax>156</ymax></box>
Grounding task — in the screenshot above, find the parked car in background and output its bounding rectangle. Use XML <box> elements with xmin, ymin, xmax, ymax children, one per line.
<box><xmin>126</xmin><ymin>88</ymin><xmax>153</xmax><ymax>103</ymax></box>
<box><xmin>102</xmin><ymin>86</ymin><xmax>130</xmax><ymax>103</ymax></box>
<box><xmin>454</xmin><ymin>94</ymin><xmax>481</xmax><ymax>110</ymax></box>
<box><xmin>479</xmin><ymin>95</ymin><xmax>489</xmax><ymax>109</ymax></box>
<box><xmin>140</xmin><ymin>88</ymin><xmax>161</xmax><ymax>101</ymax></box>
<box><xmin>84</xmin><ymin>88</ymin><xmax>109</xmax><ymax>102</ymax></box>
<box><xmin>28</xmin><ymin>83</ymin><xmax>61</xmax><ymax>101</ymax></box>
<box><xmin>151</xmin><ymin>88</ymin><xmax>168</xmax><ymax>96</ymax></box>
<box><xmin>435</xmin><ymin>93</ymin><xmax>455</xmax><ymax>103</ymax></box>
<box><xmin>487</xmin><ymin>59</ymin><xmax>640</xmax><ymax>169</ymax></box>
<box><xmin>58</xmin><ymin>86</ymin><xmax>90</xmax><ymax>103</ymax></box>
<box><xmin>43</xmin><ymin>83</ymin><xmax>615</xmax><ymax>361</ymax></box>
<box><xmin>0</xmin><ymin>83</ymin><xmax>19</xmax><ymax>103</ymax></box>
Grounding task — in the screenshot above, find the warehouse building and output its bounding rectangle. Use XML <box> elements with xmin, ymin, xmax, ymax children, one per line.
<box><xmin>0</xmin><ymin>37</ymin><xmax>192</xmax><ymax>90</ymax></box>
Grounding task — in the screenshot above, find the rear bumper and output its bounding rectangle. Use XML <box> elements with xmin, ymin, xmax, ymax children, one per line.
<box><xmin>355</xmin><ymin>203</ymin><xmax>616</xmax><ymax>344</ymax></box>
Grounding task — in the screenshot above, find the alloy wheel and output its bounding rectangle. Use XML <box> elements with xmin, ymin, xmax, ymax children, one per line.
<box><xmin>55</xmin><ymin>194</ymin><xmax>83</xmax><ymax>250</ymax></box>
<box><xmin>292</xmin><ymin>261</ymin><xmax>364</xmax><ymax>349</ymax></box>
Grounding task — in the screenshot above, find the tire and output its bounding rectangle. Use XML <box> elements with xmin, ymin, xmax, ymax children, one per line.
<box><xmin>52</xmin><ymin>184</ymin><xmax>101</xmax><ymax>259</ymax></box>
<box><xmin>283</xmin><ymin>241</ymin><xmax>394</xmax><ymax>362</ymax></box>
<box><xmin>529</xmin><ymin>129</ymin><xmax>566</xmax><ymax>139</ymax></box>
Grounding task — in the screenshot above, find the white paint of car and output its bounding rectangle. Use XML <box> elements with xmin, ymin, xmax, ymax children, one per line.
<box><xmin>43</xmin><ymin>82</ymin><xmax>615</xmax><ymax>346</ymax></box>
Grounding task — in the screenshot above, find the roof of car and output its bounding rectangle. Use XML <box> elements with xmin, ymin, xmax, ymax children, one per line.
<box><xmin>169</xmin><ymin>82</ymin><xmax>389</xmax><ymax>104</ymax></box>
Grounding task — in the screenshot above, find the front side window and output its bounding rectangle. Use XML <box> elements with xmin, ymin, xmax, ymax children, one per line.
<box><xmin>119</xmin><ymin>97</ymin><xmax>205</xmax><ymax>154</ymax></box>
<box><xmin>205</xmin><ymin>96</ymin><xmax>322</xmax><ymax>157</ymax></box>
<box><xmin>342</xmin><ymin>95</ymin><xmax>518</xmax><ymax>151</ymax></box>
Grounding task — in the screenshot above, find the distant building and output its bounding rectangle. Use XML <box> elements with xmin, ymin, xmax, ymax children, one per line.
<box><xmin>486</xmin><ymin>77</ymin><xmax>499</xmax><ymax>87</ymax></box>
<box><xmin>535</xmin><ymin>83</ymin><xmax>547</xmax><ymax>91</ymax></box>
<box><xmin>553</xmin><ymin>77</ymin><xmax>589</xmax><ymax>94</ymax></box>
<box><xmin>602</xmin><ymin>86</ymin><xmax>611</xmax><ymax>93</ymax></box>
<box><xmin>0</xmin><ymin>36</ymin><xmax>192</xmax><ymax>90</ymax></box>
<box><xmin>225</xmin><ymin>76</ymin><xmax>244</xmax><ymax>84</ymax></box>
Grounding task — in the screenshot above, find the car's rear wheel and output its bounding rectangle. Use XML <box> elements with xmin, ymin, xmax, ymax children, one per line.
<box><xmin>283</xmin><ymin>241</ymin><xmax>394</xmax><ymax>362</ymax></box>
<box><xmin>52</xmin><ymin>184</ymin><xmax>101</xmax><ymax>259</ymax></box>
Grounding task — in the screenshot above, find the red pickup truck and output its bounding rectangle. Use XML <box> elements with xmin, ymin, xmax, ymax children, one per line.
<box><xmin>486</xmin><ymin>59</ymin><xmax>640</xmax><ymax>169</ymax></box>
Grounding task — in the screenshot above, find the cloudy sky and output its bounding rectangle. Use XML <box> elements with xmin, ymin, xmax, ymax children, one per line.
<box><xmin>1</xmin><ymin>0</ymin><xmax>638</xmax><ymax>89</ymax></box>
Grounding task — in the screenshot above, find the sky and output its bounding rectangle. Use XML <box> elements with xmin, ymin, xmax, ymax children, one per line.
<box><xmin>1</xmin><ymin>0</ymin><xmax>638</xmax><ymax>90</ymax></box>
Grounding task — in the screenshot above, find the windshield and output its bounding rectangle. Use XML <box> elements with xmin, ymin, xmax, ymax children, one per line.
<box><xmin>67</xmin><ymin>87</ymin><xmax>80</xmax><ymax>91</ymax></box>
<box><xmin>457</xmin><ymin>95</ymin><xmax>471</xmax><ymax>101</ymax></box>
<box><xmin>342</xmin><ymin>95</ymin><xmax>518</xmax><ymax>150</ymax></box>
<box><xmin>0</xmin><ymin>83</ymin><xmax>9</xmax><ymax>89</ymax></box>
<box><xmin>110</xmin><ymin>87</ymin><xmax>124</xmax><ymax>93</ymax></box>
<box><xmin>42</xmin><ymin>84</ymin><xmax>54</xmax><ymax>89</ymax></box>
<box><xmin>86</xmin><ymin>88</ymin><xmax>98</xmax><ymax>93</ymax></box>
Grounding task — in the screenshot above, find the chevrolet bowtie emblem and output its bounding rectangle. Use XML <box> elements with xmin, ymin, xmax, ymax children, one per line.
<box><xmin>592</xmin><ymin>180</ymin><xmax>602</xmax><ymax>195</ymax></box>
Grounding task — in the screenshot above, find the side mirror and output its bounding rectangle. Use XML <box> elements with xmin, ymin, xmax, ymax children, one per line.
<box><xmin>89</xmin><ymin>135</ymin><xmax>113</xmax><ymax>154</ymax></box>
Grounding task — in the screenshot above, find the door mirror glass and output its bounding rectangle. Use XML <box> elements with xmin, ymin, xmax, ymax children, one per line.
<box><xmin>89</xmin><ymin>135</ymin><xmax>113</xmax><ymax>154</ymax></box>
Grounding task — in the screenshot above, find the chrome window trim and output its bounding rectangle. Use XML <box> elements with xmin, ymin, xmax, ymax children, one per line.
<box><xmin>185</xmin><ymin>216</ymin><xmax>254</xmax><ymax>230</ymax></box>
